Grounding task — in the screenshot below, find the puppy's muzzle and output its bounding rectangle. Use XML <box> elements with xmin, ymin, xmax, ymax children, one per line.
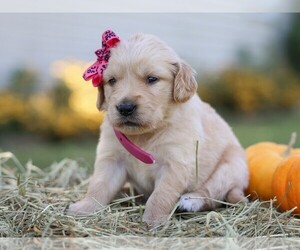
<box><xmin>116</xmin><ymin>99</ymin><xmax>137</xmax><ymax>117</ymax></box>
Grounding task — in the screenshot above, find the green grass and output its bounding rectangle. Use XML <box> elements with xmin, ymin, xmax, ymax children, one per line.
<box><xmin>0</xmin><ymin>111</ymin><xmax>299</xmax><ymax>168</ymax></box>
<box><xmin>0</xmin><ymin>135</ymin><xmax>97</xmax><ymax>170</ymax></box>
<box><xmin>227</xmin><ymin>111</ymin><xmax>300</xmax><ymax>148</ymax></box>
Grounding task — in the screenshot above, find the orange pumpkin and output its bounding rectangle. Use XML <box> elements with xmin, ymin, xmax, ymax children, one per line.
<box><xmin>272</xmin><ymin>155</ymin><xmax>300</xmax><ymax>213</ymax></box>
<box><xmin>246</xmin><ymin>132</ymin><xmax>300</xmax><ymax>213</ymax></box>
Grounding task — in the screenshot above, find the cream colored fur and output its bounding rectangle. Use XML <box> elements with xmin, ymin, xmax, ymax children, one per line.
<box><xmin>67</xmin><ymin>33</ymin><xmax>249</xmax><ymax>227</ymax></box>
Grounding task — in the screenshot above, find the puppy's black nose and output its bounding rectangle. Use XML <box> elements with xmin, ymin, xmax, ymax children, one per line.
<box><xmin>116</xmin><ymin>100</ymin><xmax>137</xmax><ymax>117</ymax></box>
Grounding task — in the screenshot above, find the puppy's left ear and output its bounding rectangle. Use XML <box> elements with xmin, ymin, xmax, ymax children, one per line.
<box><xmin>173</xmin><ymin>61</ymin><xmax>198</xmax><ymax>103</ymax></box>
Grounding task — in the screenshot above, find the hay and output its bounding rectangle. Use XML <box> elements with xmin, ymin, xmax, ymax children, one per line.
<box><xmin>1</xmin><ymin>151</ymin><xmax>300</xmax><ymax>238</ymax></box>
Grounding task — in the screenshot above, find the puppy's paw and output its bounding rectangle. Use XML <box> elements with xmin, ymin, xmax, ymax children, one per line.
<box><xmin>178</xmin><ymin>193</ymin><xmax>205</xmax><ymax>212</ymax></box>
<box><xmin>142</xmin><ymin>212</ymin><xmax>168</xmax><ymax>228</ymax></box>
<box><xmin>226</xmin><ymin>188</ymin><xmax>248</xmax><ymax>204</ymax></box>
<box><xmin>65</xmin><ymin>198</ymin><xmax>101</xmax><ymax>216</ymax></box>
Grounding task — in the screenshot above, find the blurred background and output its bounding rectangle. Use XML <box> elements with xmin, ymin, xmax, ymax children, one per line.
<box><xmin>0</xmin><ymin>13</ymin><xmax>300</xmax><ymax>169</ymax></box>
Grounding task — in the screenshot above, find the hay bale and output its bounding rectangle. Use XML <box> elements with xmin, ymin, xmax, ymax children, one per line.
<box><xmin>1</xmin><ymin>151</ymin><xmax>300</xmax><ymax>238</ymax></box>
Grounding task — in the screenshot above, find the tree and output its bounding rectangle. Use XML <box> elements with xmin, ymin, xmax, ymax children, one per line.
<box><xmin>285</xmin><ymin>14</ymin><xmax>300</xmax><ymax>73</ymax></box>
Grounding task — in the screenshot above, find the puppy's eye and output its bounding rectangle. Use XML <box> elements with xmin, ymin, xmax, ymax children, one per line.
<box><xmin>146</xmin><ymin>76</ymin><xmax>159</xmax><ymax>85</ymax></box>
<box><xmin>108</xmin><ymin>78</ymin><xmax>116</xmax><ymax>86</ymax></box>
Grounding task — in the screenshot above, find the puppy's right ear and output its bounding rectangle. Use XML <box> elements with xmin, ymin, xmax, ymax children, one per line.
<box><xmin>96</xmin><ymin>86</ymin><xmax>106</xmax><ymax>111</ymax></box>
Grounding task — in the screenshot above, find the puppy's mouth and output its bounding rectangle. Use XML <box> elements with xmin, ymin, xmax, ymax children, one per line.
<box><xmin>116</xmin><ymin>117</ymin><xmax>143</xmax><ymax>128</ymax></box>
<box><xmin>123</xmin><ymin>121</ymin><xmax>140</xmax><ymax>127</ymax></box>
<box><xmin>114</xmin><ymin>115</ymin><xmax>157</xmax><ymax>134</ymax></box>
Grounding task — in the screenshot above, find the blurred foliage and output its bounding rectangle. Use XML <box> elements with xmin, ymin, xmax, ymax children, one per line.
<box><xmin>204</xmin><ymin>13</ymin><xmax>300</xmax><ymax>114</ymax></box>
<box><xmin>0</xmin><ymin>91</ymin><xmax>29</xmax><ymax>130</ymax></box>
<box><xmin>8</xmin><ymin>67</ymin><xmax>38</xmax><ymax>99</ymax></box>
<box><xmin>51</xmin><ymin>79</ymin><xmax>72</xmax><ymax>109</ymax></box>
<box><xmin>1</xmin><ymin>60</ymin><xmax>300</xmax><ymax>139</ymax></box>
<box><xmin>0</xmin><ymin>60</ymin><xmax>104</xmax><ymax>140</ymax></box>
<box><xmin>285</xmin><ymin>14</ymin><xmax>300</xmax><ymax>73</ymax></box>
<box><xmin>198</xmin><ymin>67</ymin><xmax>300</xmax><ymax>114</ymax></box>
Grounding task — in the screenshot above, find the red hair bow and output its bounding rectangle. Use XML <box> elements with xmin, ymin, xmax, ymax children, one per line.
<box><xmin>83</xmin><ymin>30</ymin><xmax>120</xmax><ymax>87</ymax></box>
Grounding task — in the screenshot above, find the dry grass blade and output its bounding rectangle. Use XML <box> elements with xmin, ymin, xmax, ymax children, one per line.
<box><xmin>1</xmin><ymin>151</ymin><xmax>300</xmax><ymax>238</ymax></box>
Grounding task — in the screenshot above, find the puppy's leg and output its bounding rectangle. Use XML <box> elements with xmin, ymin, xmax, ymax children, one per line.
<box><xmin>179</xmin><ymin>146</ymin><xmax>248</xmax><ymax>212</ymax></box>
<box><xmin>142</xmin><ymin>167</ymin><xmax>188</xmax><ymax>227</ymax></box>
<box><xmin>67</xmin><ymin>158</ymin><xmax>126</xmax><ymax>215</ymax></box>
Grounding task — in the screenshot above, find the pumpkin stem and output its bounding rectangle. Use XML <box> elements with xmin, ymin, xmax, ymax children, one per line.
<box><xmin>283</xmin><ymin>132</ymin><xmax>297</xmax><ymax>156</ymax></box>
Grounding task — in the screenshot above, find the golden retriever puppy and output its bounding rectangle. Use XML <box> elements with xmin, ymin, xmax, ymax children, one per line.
<box><xmin>67</xmin><ymin>33</ymin><xmax>249</xmax><ymax>227</ymax></box>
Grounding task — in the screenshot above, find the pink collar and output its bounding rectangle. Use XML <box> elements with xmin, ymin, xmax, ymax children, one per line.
<box><xmin>114</xmin><ymin>129</ymin><xmax>155</xmax><ymax>164</ymax></box>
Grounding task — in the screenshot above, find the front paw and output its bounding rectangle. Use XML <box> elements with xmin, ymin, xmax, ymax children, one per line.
<box><xmin>66</xmin><ymin>197</ymin><xmax>102</xmax><ymax>216</ymax></box>
<box><xmin>178</xmin><ymin>193</ymin><xmax>205</xmax><ymax>212</ymax></box>
<box><xmin>142</xmin><ymin>211</ymin><xmax>168</xmax><ymax>228</ymax></box>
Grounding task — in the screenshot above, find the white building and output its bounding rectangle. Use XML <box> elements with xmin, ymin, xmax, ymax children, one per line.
<box><xmin>0</xmin><ymin>13</ymin><xmax>292</xmax><ymax>88</ymax></box>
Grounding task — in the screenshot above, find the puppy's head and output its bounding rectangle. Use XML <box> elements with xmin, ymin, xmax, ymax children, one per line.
<box><xmin>97</xmin><ymin>33</ymin><xmax>197</xmax><ymax>135</ymax></box>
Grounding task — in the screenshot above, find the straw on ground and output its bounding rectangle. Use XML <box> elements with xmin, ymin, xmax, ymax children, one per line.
<box><xmin>1</xmin><ymin>152</ymin><xmax>300</xmax><ymax>238</ymax></box>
